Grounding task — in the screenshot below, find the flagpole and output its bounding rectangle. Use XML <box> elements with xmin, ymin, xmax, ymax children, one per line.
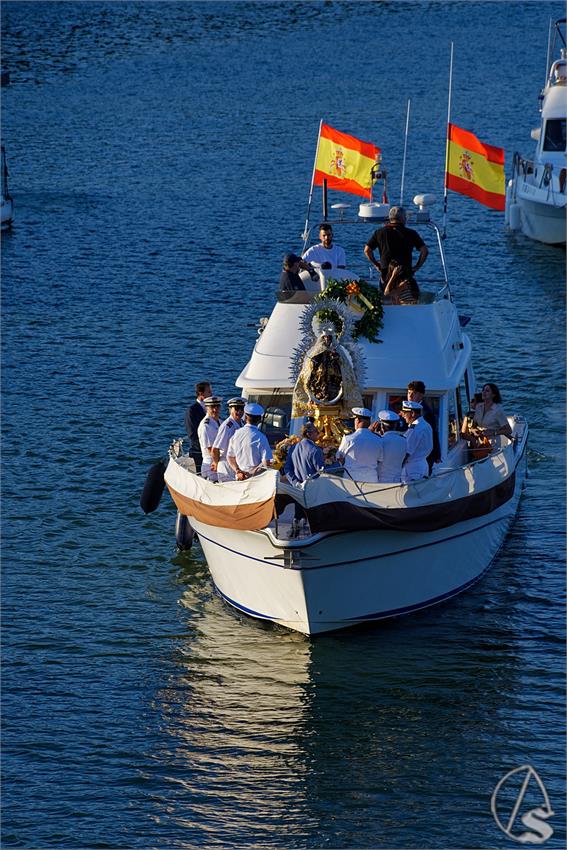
<box><xmin>442</xmin><ymin>42</ymin><xmax>454</xmax><ymax>239</ymax></box>
<box><xmin>399</xmin><ymin>98</ymin><xmax>411</xmax><ymax>205</ymax></box>
<box><xmin>302</xmin><ymin>118</ymin><xmax>323</xmax><ymax>249</ymax></box>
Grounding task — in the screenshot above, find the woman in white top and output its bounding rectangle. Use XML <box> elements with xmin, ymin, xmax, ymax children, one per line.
<box><xmin>465</xmin><ymin>383</ymin><xmax>512</xmax><ymax>441</ymax></box>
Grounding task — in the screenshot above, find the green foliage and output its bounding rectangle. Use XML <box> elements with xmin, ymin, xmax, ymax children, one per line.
<box><xmin>315</xmin><ymin>278</ymin><xmax>384</xmax><ymax>343</ymax></box>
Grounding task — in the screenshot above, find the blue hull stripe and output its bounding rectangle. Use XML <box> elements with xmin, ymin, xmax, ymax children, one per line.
<box><xmin>213</xmin><ymin>554</ymin><xmax>498</xmax><ymax>629</ymax></box>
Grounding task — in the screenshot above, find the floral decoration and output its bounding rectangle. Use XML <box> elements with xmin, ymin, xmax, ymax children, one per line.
<box><xmin>272</xmin><ymin>435</ymin><xmax>300</xmax><ymax>470</ymax></box>
<box><xmin>315</xmin><ymin>278</ymin><xmax>384</xmax><ymax>343</ymax></box>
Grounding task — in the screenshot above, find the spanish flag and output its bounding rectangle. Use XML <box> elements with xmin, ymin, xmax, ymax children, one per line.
<box><xmin>445</xmin><ymin>123</ymin><xmax>505</xmax><ymax>211</ymax></box>
<box><xmin>314</xmin><ymin>123</ymin><xmax>380</xmax><ymax>198</ymax></box>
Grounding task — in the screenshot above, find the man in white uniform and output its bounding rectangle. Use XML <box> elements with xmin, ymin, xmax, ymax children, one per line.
<box><xmin>401</xmin><ymin>400</ymin><xmax>433</xmax><ymax>483</ymax></box>
<box><xmin>197</xmin><ymin>396</ymin><xmax>222</xmax><ymax>479</ymax></box>
<box><xmin>375</xmin><ymin>410</ymin><xmax>407</xmax><ymax>483</ymax></box>
<box><xmin>336</xmin><ymin>407</ymin><xmax>381</xmax><ymax>483</ymax></box>
<box><xmin>302</xmin><ymin>223</ymin><xmax>347</xmax><ymax>270</ymax></box>
<box><xmin>227</xmin><ymin>402</ymin><xmax>273</xmax><ymax>480</ymax></box>
<box><xmin>211</xmin><ymin>397</ymin><xmax>245</xmax><ymax>481</ymax></box>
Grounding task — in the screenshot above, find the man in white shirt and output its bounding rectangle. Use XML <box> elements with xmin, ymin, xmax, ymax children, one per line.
<box><xmin>197</xmin><ymin>396</ymin><xmax>222</xmax><ymax>479</ymax></box>
<box><xmin>374</xmin><ymin>410</ymin><xmax>407</xmax><ymax>483</ymax></box>
<box><xmin>336</xmin><ymin>407</ymin><xmax>381</xmax><ymax>483</ymax></box>
<box><xmin>302</xmin><ymin>223</ymin><xmax>347</xmax><ymax>270</ymax></box>
<box><xmin>400</xmin><ymin>400</ymin><xmax>433</xmax><ymax>483</ymax></box>
<box><xmin>211</xmin><ymin>397</ymin><xmax>245</xmax><ymax>481</ymax></box>
<box><xmin>227</xmin><ymin>402</ymin><xmax>273</xmax><ymax>480</ymax></box>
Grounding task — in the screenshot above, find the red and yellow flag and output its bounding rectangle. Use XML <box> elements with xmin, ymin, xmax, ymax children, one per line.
<box><xmin>445</xmin><ymin>123</ymin><xmax>505</xmax><ymax>211</ymax></box>
<box><xmin>314</xmin><ymin>123</ymin><xmax>380</xmax><ymax>198</ymax></box>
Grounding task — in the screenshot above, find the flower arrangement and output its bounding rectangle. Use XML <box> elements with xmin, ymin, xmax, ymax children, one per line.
<box><xmin>272</xmin><ymin>435</ymin><xmax>300</xmax><ymax>470</ymax></box>
<box><xmin>315</xmin><ymin>278</ymin><xmax>384</xmax><ymax>343</ymax></box>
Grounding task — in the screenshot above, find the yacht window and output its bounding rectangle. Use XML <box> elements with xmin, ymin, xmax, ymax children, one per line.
<box><xmin>246</xmin><ymin>393</ymin><xmax>292</xmax><ymax>446</ymax></box>
<box><xmin>543</xmin><ymin>118</ymin><xmax>566</xmax><ymax>152</ymax></box>
<box><xmin>456</xmin><ymin>376</ymin><xmax>469</xmax><ymax>427</ymax></box>
<box><xmin>362</xmin><ymin>393</ymin><xmax>374</xmax><ymax>413</ymax></box>
<box><xmin>447</xmin><ymin>390</ymin><xmax>459</xmax><ymax>449</ymax></box>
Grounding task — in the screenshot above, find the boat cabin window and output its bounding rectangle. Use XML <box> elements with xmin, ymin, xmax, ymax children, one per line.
<box><xmin>447</xmin><ymin>390</ymin><xmax>459</xmax><ymax>450</ymax></box>
<box><xmin>362</xmin><ymin>393</ymin><xmax>374</xmax><ymax>412</ymax></box>
<box><xmin>456</xmin><ymin>375</ymin><xmax>469</xmax><ymax>425</ymax></box>
<box><xmin>246</xmin><ymin>393</ymin><xmax>292</xmax><ymax>446</ymax></box>
<box><xmin>543</xmin><ymin>118</ymin><xmax>566</xmax><ymax>152</ymax></box>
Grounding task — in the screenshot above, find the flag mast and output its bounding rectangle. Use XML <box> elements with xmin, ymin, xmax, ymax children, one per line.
<box><xmin>399</xmin><ymin>98</ymin><xmax>411</xmax><ymax>205</ymax></box>
<box><xmin>302</xmin><ymin>118</ymin><xmax>323</xmax><ymax>249</ymax></box>
<box><xmin>442</xmin><ymin>42</ymin><xmax>454</xmax><ymax>238</ymax></box>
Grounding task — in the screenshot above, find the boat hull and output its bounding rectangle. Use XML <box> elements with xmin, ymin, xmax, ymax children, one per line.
<box><xmin>191</xmin><ymin>442</ymin><xmax>527</xmax><ymax>635</ymax></box>
<box><xmin>507</xmin><ymin>178</ymin><xmax>567</xmax><ymax>246</ymax></box>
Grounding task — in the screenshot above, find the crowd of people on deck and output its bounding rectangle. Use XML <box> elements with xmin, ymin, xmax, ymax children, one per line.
<box><xmin>279</xmin><ymin>205</ymin><xmax>428</xmax><ymax>305</ymax></box>
<box><xmin>184</xmin><ymin>378</ymin><xmax>511</xmax><ymax>495</ymax></box>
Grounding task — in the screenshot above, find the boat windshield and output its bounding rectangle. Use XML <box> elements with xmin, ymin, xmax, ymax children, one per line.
<box><xmin>543</xmin><ymin>118</ymin><xmax>567</xmax><ymax>152</ymax></box>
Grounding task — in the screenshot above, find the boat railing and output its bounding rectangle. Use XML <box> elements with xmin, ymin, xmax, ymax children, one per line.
<box><xmin>277</xmin><ymin>278</ymin><xmax>450</xmax><ymax>307</ymax></box>
<box><xmin>513</xmin><ymin>153</ymin><xmax>567</xmax><ymax>194</ymax></box>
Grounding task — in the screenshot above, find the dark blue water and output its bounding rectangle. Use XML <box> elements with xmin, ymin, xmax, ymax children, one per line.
<box><xmin>2</xmin><ymin>2</ymin><xmax>565</xmax><ymax>848</ymax></box>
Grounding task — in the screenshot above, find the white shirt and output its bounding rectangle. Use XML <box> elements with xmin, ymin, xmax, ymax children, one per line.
<box><xmin>198</xmin><ymin>416</ymin><xmax>220</xmax><ymax>475</ymax></box>
<box><xmin>212</xmin><ymin>416</ymin><xmax>243</xmax><ymax>458</ymax></box>
<box><xmin>403</xmin><ymin>417</ymin><xmax>433</xmax><ymax>482</ymax></box>
<box><xmin>302</xmin><ymin>243</ymin><xmax>347</xmax><ymax>269</ymax></box>
<box><xmin>377</xmin><ymin>431</ymin><xmax>407</xmax><ymax>483</ymax></box>
<box><xmin>227</xmin><ymin>423</ymin><xmax>273</xmax><ymax>473</ymax></box>
<box><xmin>337</xmin><ymin>428</ymin><xmax>382</xmax><ymax>482</ymax></box>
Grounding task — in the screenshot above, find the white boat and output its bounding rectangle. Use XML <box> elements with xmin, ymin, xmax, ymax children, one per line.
<box><xmin>1</xmin><ymin>146</ymin><xmax>14</xmax><ymax>231</ymax></box>
<box><xmin>163</xmin><ymin>190</ymin><xmax>528</xmax><ymax>636</ymax></box>
<box><xmin>505</xmin><ymin>18</ymin><xmax>567</xmax><ymax>246</ymax></box>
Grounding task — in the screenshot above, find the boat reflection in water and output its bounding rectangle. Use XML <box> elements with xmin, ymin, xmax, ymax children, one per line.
<box><xmin>149</xmin><ymin>570</ymin><xmax>525</xmax><ymax>847</ymax></box>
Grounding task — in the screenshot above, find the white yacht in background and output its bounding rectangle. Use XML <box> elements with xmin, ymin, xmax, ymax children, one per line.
<box><xmin>1</xmin><ymin>146</ymin><xmax>14</xmax><ymax>231</ymax></box>
<box><xmin>505</xmin><ymin>18</ymin><xmax>567</xmax><ymax>245</ymax></box>
<box><xmin>162</xmin><ymin>193</ymin><xmax>528</xmax><ymax>636</ymax></box>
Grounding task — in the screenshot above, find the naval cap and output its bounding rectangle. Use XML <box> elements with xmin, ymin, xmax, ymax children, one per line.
<box><xmin>244</xmin><ymin>402</ymin><xmax>264</xmax><ymax>416</ymax></box>
<box><xmin>204</xmin><ymin>395</ymin><xmax>222</xmax><ymax>406</ymax></box>
<box><xmin>378</xmin><ymin>409</ymin><xmax>400</xmax><ymax>422</ymax></box>
<box><xmin>402</xmin><ymin>399</ymin><xmax>422</xmax><ymax>411</ymax></box>
<box><xmin>228</xmin><ymin>396</ymin><xmax>246</xmax><ymax>407</ymax></box>
<box><xmin>352</xmin><ymin>407</ymin><xmax>373</xmax><ymax>419</ymax></box>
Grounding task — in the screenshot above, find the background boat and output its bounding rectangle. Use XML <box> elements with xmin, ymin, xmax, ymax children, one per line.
<box><xmin>1</xmin><ymin>3</ymin><xmax>565</xmax><ymax>848</ymax></box>
<box><xmin>505</xmin><ymin>17</ymin><xmax>567</xmax><ymax>245</ymax></box>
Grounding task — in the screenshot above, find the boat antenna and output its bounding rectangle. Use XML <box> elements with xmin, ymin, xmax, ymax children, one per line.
<box><xmin>302</xmin><ymin>119</ymin><xmax>323</xmax><ymax>250</ymax></box>
<box><xmin>442</xmin><ymin>42</ymin><xmax>454</xmax><ymax>239</ymax></box>
<box><xmin>545</xmin><ymin>17</ymin><xmax>553</xmax><ymax>84</ymax></box>
<box><xmin>399</xmin><ymin>98</ymin><xmax>411</xmax><ymax>205</ymax></box>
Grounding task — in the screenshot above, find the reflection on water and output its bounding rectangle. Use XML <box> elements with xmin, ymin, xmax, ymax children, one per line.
<box><xmin>148</xmin><ymin>555</ymin><xmax>565</xmax><ymax>849</ymax></box>
<box><xmin>153</xmin><ymin>575</ymin><xmax>317</xmax><ymax>845</ymax></box>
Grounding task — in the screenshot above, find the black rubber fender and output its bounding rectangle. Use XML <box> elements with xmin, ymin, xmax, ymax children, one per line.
<box><xmin>140</xmin><ymin>460</ymin><xmax>166</xmax><ymax>514</ymax></box>
<box><xmin>175</xmin><ymin>512</ymin><xmax>194</xmax><ymax>550</ymax></box>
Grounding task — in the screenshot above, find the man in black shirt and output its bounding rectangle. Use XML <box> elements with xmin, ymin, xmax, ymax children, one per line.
<box><xmin>364</xmin><ymin>206</ymin><xmax>428</xmax><ymax>287</ymax></box>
